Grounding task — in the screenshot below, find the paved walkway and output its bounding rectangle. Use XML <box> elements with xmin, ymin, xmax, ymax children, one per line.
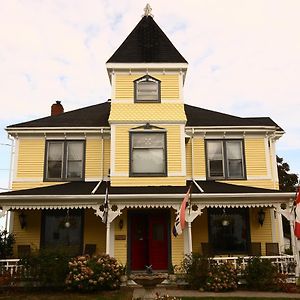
<box><xmin>133</xmin><ymin>287</ymin><xmax>300</xmax><ymax>298</ymax></box>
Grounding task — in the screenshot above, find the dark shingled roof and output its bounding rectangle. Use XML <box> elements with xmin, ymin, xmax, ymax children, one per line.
<box><xmin>107</xmin><ymin>16</ymin><xmax>187</xmax><ymax>63</ymax></box>
<box><xmin>7</xmin><ymin>102</ymin><xmax>283</xmax><ymax>131</ymax></box>
<box><xmin>0</xmin><ymin>180</ymin><xmax>279</xmax><ymax>196</ymax></box>
<box><xmin>184</xmin><ymin>104</ymin><xmax>283</xmax><ymax>129</ymax></box>
<box><xmin>7</xmin><ymin>102</ymin><xmax>110</xmax><ymax>128</ymax></box>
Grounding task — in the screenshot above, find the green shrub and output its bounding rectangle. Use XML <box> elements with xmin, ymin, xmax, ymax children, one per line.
<box><xmin>181</xmin><ymin>253</ymin><xmax>239</xmax><ymax>292</ymax></box>
<box><xmin>19</xmin><ymin>247</ymin><xmax>72</xmax><ymax>288</ymax></box>
<box><xmin>65</xmin><ymin>254</ymin><xmax>123</xmax><ymax>291</ymax></box>
<box><xmin>181</xmin><ymin>253</ymin><xmax>210</xmax><ymax>289</ymax></box>
<box><xmin>243</xmin><ymin>257</ymin><xmax>288</xmax><ymax>291</ymax></box>
<box><xmin>0</xmin><ymin>230</ymin><xmax>15</xmax><ymax>259</ymax></box>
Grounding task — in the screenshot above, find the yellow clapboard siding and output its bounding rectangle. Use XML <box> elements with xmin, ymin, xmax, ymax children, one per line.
<box><xmin>109</xmin><ymin>103</ymin><xmax>186</xmax><ymax>122</ymax></box>
<box><xmin>17</xmin><ymin>139</ymin><xmax>45</xmax><ymax>178</ymax></box>
<box><xmin>85</xmin><ymin>139</ymin><xmax>102</xmax><ymax>178</ymax></box>
<box><xmin>115</xmin><ymin>74</ymin><xmax>180</xmax><ymax>99</ymax></box>
<box><xmin>185</xmin><ymin>138</ymin><xmax>206</xmax><ymax>178</ymax></box>
<box><xmin>13</xmin><ymin>210</ymin><xmax>41</xmax><ymax>256</ymax></box>
<box><xmin>12</xmin><ymin>181</ymin><xmax>66</xmax><ymax>190</ymax></box>
<box><xmin>245</xmin><ymin>138</ymin><xmax>268</xmax><ymax>177</ymax></box>
<box><xmin>250</xmin><ymin>208</ymin><xmax>273</xmax><ymax>255</ymax></box>
<box><xmin>192</xmin><ymin>210</ymin><xmax>209</xmax><ymax>254</ymax></box>
<box><xmin>114</xmin><ymin>211</ymin><xmax>127</xmax><ymax>266</ymax></box>
<box><xmin>84</xmin><ymin>209</ymin><xmax>106</xmax><ymax>254</ymax></box>
<box><xmin>85</xmin><ymin>138</ymin><xmax>111</xmax><ymax>179</ymax></box>
<box><xmin>171</xmin><ymin>210</ymin><xmax>184</xmax><ymax>267</ymax></box>
<box><xmin>103</xmin><ymin>139</ymin><xmax>111</xmax><ymax>178</ymax></box>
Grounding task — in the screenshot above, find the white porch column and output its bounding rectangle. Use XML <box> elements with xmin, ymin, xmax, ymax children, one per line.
<box><xmin>106</xmin><ymin>221</ymin><xmax>111</xmax><ymax>255</ymax></box>
<box><xmin>187</xmin><ymin>221</ymin><xmax>192</xmax><ymax>253</ymax></box>
<box><xmin>289</xmin><ymin>218</ymin><xmax>300</xmax><ymax>277</ymax></box>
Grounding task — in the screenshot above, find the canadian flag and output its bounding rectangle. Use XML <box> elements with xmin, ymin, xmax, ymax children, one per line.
<box><xmin>294</xmin><ymin>188</ymin><xmax>300</xmax><ymax>238</ymax></box>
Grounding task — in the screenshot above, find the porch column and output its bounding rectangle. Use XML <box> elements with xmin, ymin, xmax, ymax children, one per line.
<box><xmin>106</xmin><ymin>221</ymin><xmax>111</xmax><ymax>255</ymax></box>
<box><xmin>289</xmin><ymin>218</ymin><xmax>300</xmax><ymax>277</ymax></box>
<box><xmin>187</xmin><ymin>221</ymin><xmax>192</xmax><ymax>253</ymax></box>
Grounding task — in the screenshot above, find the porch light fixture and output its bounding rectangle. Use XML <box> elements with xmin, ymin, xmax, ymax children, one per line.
<box><xmin>18</xmin><ymin>212</ymin><xmax>27</xmax><ymax>229</ymax></box>
<box><xmin>258</xmin><ymin>209</ymin><xmax>265</xmax><ymax>226</ymax></box>
<box><xmin>221</xmin><ymin>208</ymin><xmax>230</xmax><ymax>227</ymax></box>
<box><xmin>64</xmin><ymin>209</ymin><xmax>71</xmax><ymax>228</ymax></box>
<box><xmin>118</xmin><ymin>219</ymin><xmax>124</xmax><ymax>230</ymax></box>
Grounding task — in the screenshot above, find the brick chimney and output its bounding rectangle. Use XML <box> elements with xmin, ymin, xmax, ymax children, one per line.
<box><xmin>51</xmin><ymin>101</ymin><xmax>64</xmax><ymax>116</ymax></box>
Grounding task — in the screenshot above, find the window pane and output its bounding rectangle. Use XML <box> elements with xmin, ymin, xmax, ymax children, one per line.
<box><xmin>137</xmin><ymin>80</ymin><xmax>159</xmax><ymax>101</ymax></box>
<box><xmin>132</xmin><ymin>133</ymin><xmax>164</xmax><ymax>148</ymax></box>
<box><xmin>207</xmin><ymin>141</ymin><xmax>224</xmax><ymax>177</ymax></box>
<box><xmin>209</xmin><ymin>160</ymin><xmax>224</xmax><ymax>177</ymax></box>
<box><xmin>208</xmin><ymin>208</ymin><xmax>249</xmax><ymax>254</ymax></box>
<box><xmin>226</xmin><ymin>141</ymin><xmax>244</xmax><ymax>178</ymax></box>
<box><xmin>43</xmin><ymin>210</ymin><xmax>82</xmax><ymax>255</ymax></box>
<box><xmin>132</xmin><ymin>149</ymin><xmax>165</xmax><ymax>173</ymax></box>
<box><xmin>47</xmin><ymin>142</ymin><xmax>63</xmax><ymax>179</ymax></box>
<box><xmin>66</xmin><ymin>142</ymin><xmax>83</xmax><ymax>179</ymax></box>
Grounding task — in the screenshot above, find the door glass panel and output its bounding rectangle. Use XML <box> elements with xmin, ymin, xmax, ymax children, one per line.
<box><xmin>152</xmin><ymin>223</ymin><xmax>164</xmax><ymax>241</ymax></box>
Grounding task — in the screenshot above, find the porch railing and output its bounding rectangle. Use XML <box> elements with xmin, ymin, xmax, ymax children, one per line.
<box><xmin>0</xmin><ymin>255</ymin><xmax>296</xmax><ymax>281</ymax></box>
<box><xmin>211</xmin><ymin>255</ymin><xmax>296</xmax><ymax>277</ymax></box>
<box><xmin>0</xmin><ymin>259</ymin><xmax>21</xmax><ymax>277</ymax></box>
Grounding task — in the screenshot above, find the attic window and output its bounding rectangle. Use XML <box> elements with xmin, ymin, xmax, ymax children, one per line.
<box><xmin>134</xmin><ymin>75</ymin><xmax>161</xmax><ymax>103</ymax></box>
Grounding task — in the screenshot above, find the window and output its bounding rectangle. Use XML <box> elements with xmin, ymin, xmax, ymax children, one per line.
<box><xmin>206</xmin><ymin>140</ymin><xmax>245</xmax><ymax>179</ymax></box>
<box><xmin>41</xmin><ymin>209</ymin><xmax>83</xmax><ymax>255</ymax></box>
<box><xmin>134</xmin><ymin>75</ymin><xmax>161</xmax><ymax>102</ymax></box>
<box><xmin>45</xmin><ymin>140</ymin><xmax>85</xmax><ymax>181</ymax></box>
<box><xmin>130</xmin><ymin>132</ymin><xmax>167</xmax><ymax>176</ymax></box>
<box><xmin>208</xmin><ymin>208</ymin><xmax>250</xmax><ymax>254</ymax></box>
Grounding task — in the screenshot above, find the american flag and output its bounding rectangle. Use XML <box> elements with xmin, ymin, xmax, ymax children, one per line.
<box><xmin>102</xmin><ymin>181</ymin><xmax>109</xmax><ymax>224</ymax></box>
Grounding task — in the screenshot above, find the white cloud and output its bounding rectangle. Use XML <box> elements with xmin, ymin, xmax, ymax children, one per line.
<box><xmin>0</xmin><ymin>0</ymin><xmax>299</xmax><ymax>174</ymax></box>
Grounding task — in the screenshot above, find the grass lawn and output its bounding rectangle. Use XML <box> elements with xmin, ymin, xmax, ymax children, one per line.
<box><xmin>181</xmin><ymin>298</ymin><xmax>300</xmax><ymax>300</ymax></box>
<box><xmin>0</xmin><ymin>289</ymin><xmax>133</xmax><ymax>300</ymax></box>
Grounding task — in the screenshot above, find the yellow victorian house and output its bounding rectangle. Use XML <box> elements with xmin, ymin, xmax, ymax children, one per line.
<box><xmin>0</xmin><ymin>6</ymin><xmax>297</xmax><ymax>275</ymax></box>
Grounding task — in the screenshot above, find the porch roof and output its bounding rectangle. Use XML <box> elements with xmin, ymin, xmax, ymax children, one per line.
<box><xmin>0</xmin><ymin>180</ymin><xmax>282</xmax><ymax>196</ymax></box>
<box><xmin>0</xmin><ymin>180</ymin><xmax>294</xmax><ymax>211</ymax></box>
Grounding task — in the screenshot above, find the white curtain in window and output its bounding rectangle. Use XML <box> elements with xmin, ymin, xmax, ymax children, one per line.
<box><xmin>226</xmin><ymin>141</ymin><xmax>243</xmax><ymax>178</ymax></box>
<box><xmin>66</xmin><ymin>142</ymin><xmax>83</xmax><ymax>178</ymax></box>
<box><xmin>47</xmin><ymin>142</ymin><xmax>63</xmax><ymax>179</ymax></box>
<box><xmin>132</xmin><ymin>149</ymin><xmax>164</xmax><ymax>173</ymax></box>
<box><xmin>207</xmin><ymin>141</ymin><xmax>223</xmax><ymax>159</ymax></box>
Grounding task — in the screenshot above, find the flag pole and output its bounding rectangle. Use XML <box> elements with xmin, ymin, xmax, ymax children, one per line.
<box><xmin>293</xmin><ymin>184</ymin><xmax>300</xmax><ymax>278</ymax></box>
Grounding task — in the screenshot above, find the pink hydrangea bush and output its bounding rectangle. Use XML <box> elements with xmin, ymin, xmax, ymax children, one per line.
<box><xmin>65</xmin><ymin>254</ymin><xmax>123</xmax><ymax>291</ymax></box>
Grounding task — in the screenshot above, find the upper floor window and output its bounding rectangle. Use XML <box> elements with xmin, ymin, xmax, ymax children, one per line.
<box><xmin>206</xmin><ymin>140</ymin><xmax>245</xmax><ymax>179</ymax></box>
<box><xmin>130</xmin><ymin>131</ymin><xmax>167</xmax><ymax>176</ymax></box>
<box><xmin>134</xmin><ymin>75</ymin><xmax>161</xmax><ymax>103</ymax></box>
<box><xmin>45</xmin><ymin>140</ymin><xmax>85</xmax><ymax>181</ymax></box>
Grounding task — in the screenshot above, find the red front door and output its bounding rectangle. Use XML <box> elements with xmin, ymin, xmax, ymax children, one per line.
<box><xmin>130</xmin><ymin>211</ymin><xmax>169</xmax><ymax>271</ymax></box>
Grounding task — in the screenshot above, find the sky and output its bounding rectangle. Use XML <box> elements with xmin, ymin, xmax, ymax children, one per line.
<box><xmin>0</xmin><ymin>0</ymin><xmax>300</xmax><ymax>193</ymax></box>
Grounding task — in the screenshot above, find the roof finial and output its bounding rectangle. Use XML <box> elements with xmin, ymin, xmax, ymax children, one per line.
<box><xmin>143</xmin><ymin>4</ymin><xmax>153</xmax><ymax>18</ymax></box>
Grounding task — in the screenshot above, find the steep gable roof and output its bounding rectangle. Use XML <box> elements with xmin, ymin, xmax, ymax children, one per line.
<box><xmin>6</xmin><ymin>102</ymin><xmax>282</xmax><ymax>131</ymax></box>
<box><xmin>107</xmin><ymin>16</ymin><xmax>187</xmax><ymax>63</ymax></box>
